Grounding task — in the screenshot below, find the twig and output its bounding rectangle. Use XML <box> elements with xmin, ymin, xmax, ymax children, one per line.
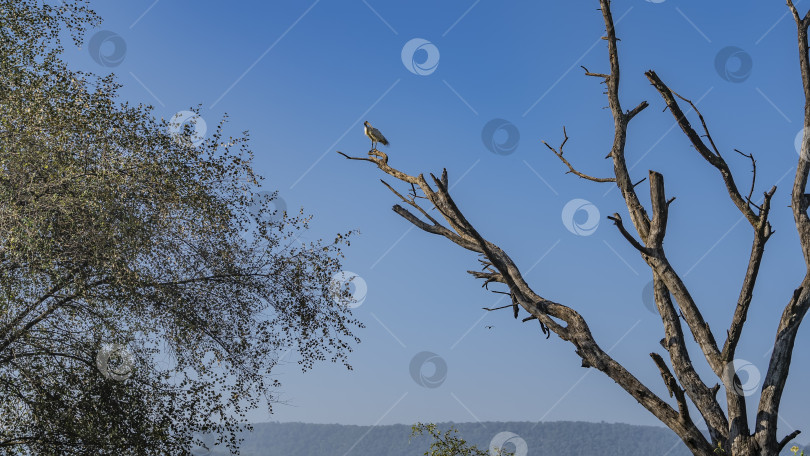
<box><xmin>543</xmin><ymin>127</ymin><xmax>616</xmax><ymax>183</ymax></box>
<box><xmin>734</xmin><ymin>148</ymin><xmax>757</xmax><ymax>203</ymax></box>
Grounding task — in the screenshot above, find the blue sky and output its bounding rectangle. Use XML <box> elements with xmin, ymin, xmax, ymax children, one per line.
<box><xmin>62</xmin><ymin>0</ymin><xmax>810</xmax><ymax>438</ymax></box>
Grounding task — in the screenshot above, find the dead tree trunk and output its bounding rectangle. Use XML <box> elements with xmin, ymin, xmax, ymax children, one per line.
<box><xmin>339</xmin><ymin>1</ymin><xmax>810</xmax><ymax>455</ymax></box>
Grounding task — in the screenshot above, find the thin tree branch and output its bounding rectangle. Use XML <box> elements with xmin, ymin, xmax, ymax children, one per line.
<box><xmin>651</xmin><ymin>352</ymin><xmax>690</xmax><ymax>422</ymax></box>
<box><xmin>778</xmin><ymin>430</ymin><xmax>802</xmax><ymax>452</ymax></box>
<box><xmin>722</xmin><ymin>187</ymin><xmax>777</xmax><ymax>363</ymax></box>
<box><xmin>645</xmin><ymin>70</ymin><xmax>759</xmax><ymax>227</ymax></box>
<box><xmin>543</xmin><ymin>127</ymin><xmax>616</xmax><ymax>183</ymax></box>
<box><xmin>607</xmin><ymin>213</ymin><xmax>650</xmax><ymax>255</ymax></box>
<box><xmin>481</xmin><ymin>304</ymin><xmax>512</xmax><ymax>311</ymax></box>
<box><xmin>734</xmin><ymin>148</ymin><xmax>757</xmax><ymax>203</ymax></box>
<box><xmin>652</xmin><ymin>273</ymin><xmax>728</xmax><ymax>445</ymax></box>
<box><xmin>380</xmin><ymin>179</ymin><xmax>441</xmax><ymax>226</ymax></box>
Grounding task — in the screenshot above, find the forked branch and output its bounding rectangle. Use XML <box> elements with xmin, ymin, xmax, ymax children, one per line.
<box><xmin>543</xmin><ymin>127</ymin><xmax>616</xmax><ymax>183</ymax></box>
<box><xmin>645</xmin><ymin>70</ymin><xmax>759</xmax><ymax>226</ymax></box>
<box><xmin>339</xmin><ymin>146</ymin><xmax>711</xmax><ymax>453</ymax></box>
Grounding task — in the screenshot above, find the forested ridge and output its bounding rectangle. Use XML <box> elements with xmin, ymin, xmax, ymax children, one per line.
<box><xmin>194</xmin><ymin>421</ymin><xmax>806</xmax><ymax>455</ymax></box>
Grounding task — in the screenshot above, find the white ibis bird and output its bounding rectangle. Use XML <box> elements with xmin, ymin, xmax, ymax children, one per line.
<box><xmin>364</xmin><ymin>121</ymin><xmax>389</xmax><ymax>150</ymax></box>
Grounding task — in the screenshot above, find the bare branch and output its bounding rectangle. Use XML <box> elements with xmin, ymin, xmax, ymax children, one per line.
<box><xmin>337</xmin><ymin>150</ymin><xmax>419</xmax><ymax>186</ymax></box>
<box><xmin>756</xmin><ymin>285</ymin><xmax>808</xmax><ymax>450</ymax></box>
<box><xmin>644</xmin><ymin>70</ymin><xmax>759</xmax><ymax>227</ymax></box>
<box><xmin>722</xmin><ymin>186</ymin><xmax>777</xmax><ymax>363</ymax></box>
<box><xmin>481</xmin><ymin>304</ymin><xmax>512</xmax><ymax>311</ymax></box>
<box><xmin>626</xmin><ymin>100</ymin><xmax>649</xmax><ymax>121</ymax></box>
<box><xmin>632</xmin><ymin>177</ymin><xmax>647</xmax><ymax>188</ymax></box>
<box><xmin>778</xmin><ymin>430</ymin><xmax>802</xmax><ymax>452</ymax></box>
<box><xmin>392</xmin><ymin>205</ymin><xmax>480</xmax><ymax>252</ymax></box>
<box><xmin>607</xmin><ymin>213</ymin><xmax>650</xmax><ymax>255</ymax></box>
<box><xmin>343</xmin><ymin>139</ymin><xmax>716</xmax><ymax>452</ymax></box>
<box><xmin>750</xmin><ymin>7</ymin><xmax>810</xmax><ymax>451</ymax></box>
<box><xmin>734</xmin><ymin>148</ymin><xmax>757</xmax><ymax>203</ymax></box>
<box><xmin>581</xmin><ymin>65</ymin><xmax>609</xmax><ymax>79</ymax></box>
<box><xmin>543</xmin><ymin>127</ymin><xmax>616</xmax><ymax>183</ymax></box>
<box><xmin>787</xmin><ymin>0</ymin><xmax>810</xmax><ymax>26</ymax></box>
<box><xmin>468</xmin><ymin>270</ymin><xmax>506</xmax><ymax>289</ymax></box>
<box><xmin>648</xmin><ymin>171</ymin><xmax>669</xmax><ymax>249</ymax></box>
<box><xmin>380</xmin><ymin>179</ymin><xmax>441</xmax><ymax>227</ymax></box>
<box><xmin>789</xmin><ymin>1</ymin><xmax>810</xmax><ymax>268</ymax></box>
<box><xmin>651</xmin><ymin>352</ymin><xmax>690</xmax><ymax>422</ymax></box>
<box><xmin>596</xmin><ymin>0</ymin><xmax>653</xmax><ymax>247</ymax></box>
<box><xmin>651</xmin><ymin>274</ymin><xmax>729</xmax><ymax>444</ymax></box>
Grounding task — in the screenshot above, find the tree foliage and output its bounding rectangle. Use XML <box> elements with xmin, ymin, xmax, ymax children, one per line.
<box><xmin>0</xmin><ymin>1</ymin><xmax>362</xmax><ymax>454</ymax></box>
<box><xmin>410</xmin><ymin>423</ymin><xmax>513</xmax><ymax>456</ymax></box>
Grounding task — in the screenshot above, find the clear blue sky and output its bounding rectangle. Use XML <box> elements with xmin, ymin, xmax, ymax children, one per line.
<box><xmin>62</xmin><ymin>0</ymin><xmax>810</xmax><ymax>437</ymax></box>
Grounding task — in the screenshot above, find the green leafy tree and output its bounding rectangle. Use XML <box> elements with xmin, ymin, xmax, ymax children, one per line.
<box><xmin>0</xmin><ymin>1</ymin><xmax>362</xmax><ymax>454</ymax></box>
<box><xmin>411</xmin><ymin>423</ymin><xmax>514</xmax><ymax>456</ymax></box>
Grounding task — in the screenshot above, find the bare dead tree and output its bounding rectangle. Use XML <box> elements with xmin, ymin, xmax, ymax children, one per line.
<box><xmin>338</xmin><ymin>1</ymin><xmax>810</xmax><ymax>455</ymax></box>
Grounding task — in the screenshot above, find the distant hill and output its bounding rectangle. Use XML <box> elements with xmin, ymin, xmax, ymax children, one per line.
<box><xmin>190</xmin><ymin>420</ymin><xmax>807</xmax><ymax>455</ymax></box>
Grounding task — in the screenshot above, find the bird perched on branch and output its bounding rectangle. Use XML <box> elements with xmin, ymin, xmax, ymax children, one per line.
<box><xmin>364</xmin><ymin>121</ymin><xmax>389</xmax><ymax>151</ymax></box>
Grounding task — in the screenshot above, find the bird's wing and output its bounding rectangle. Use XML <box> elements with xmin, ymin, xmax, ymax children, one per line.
<box><xmin>374</xmin><ymin>128</ymin><xmax>389</xmax><ymax>145</ymax></box>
